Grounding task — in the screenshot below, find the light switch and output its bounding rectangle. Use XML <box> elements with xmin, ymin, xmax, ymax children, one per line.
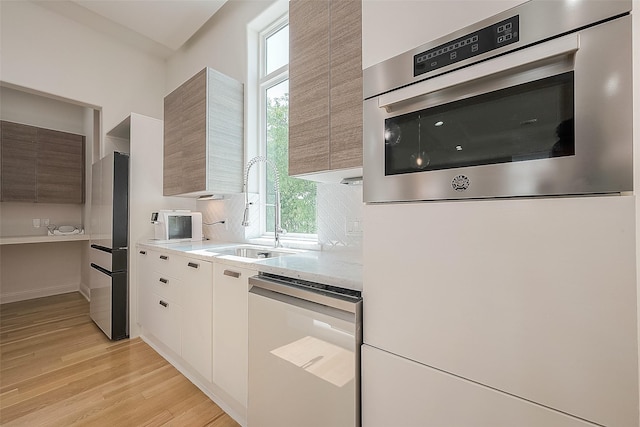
<box><xmin>33</xmin><ymin>218</ymin><xmax>41</xmax><ymax>228</ymax></box>
<box><xmin>345</xmin><ymin>218</ymin><xmax>363</xmax><ymax>236</ymax></box>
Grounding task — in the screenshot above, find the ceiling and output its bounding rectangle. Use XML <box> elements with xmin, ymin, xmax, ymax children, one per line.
<box><xmin>34</xmin><ymin>0</ymin><xmax>228</xmax><ymax>58</ymax></box>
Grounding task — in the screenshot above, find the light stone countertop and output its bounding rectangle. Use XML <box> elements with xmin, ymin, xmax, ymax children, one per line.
<box><xmin>137</xmin><ymin>240</ymin><xmax>363</xmax><ymax>292</ymax></box>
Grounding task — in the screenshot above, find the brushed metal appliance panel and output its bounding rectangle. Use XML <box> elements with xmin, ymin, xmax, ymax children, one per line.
<box><xmin>363</xmin><ymin>15</ymin><xmax>632</xmax><ymax>202</ymax></box>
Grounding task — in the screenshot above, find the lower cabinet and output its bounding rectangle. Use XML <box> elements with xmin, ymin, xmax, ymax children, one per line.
<box><xmin>137</xmin><ymin>248</ymin><xmax>212</xmax><ymax>382</ymax></box>
<box><xmin>213</xmin><ymin>264</ymin><xmax>257</xmax><ymax>409</ymax></box>
<box><xmin>146</xmin><ymin>291</ymin><xmax>182</xmax><ymax>355</ymax></box>
<box><xmin>137</xmin><ymin>245</ymin><xmax>256</xmax><ymax>424</ymax></box>
<box><xmin>362</xmin><ymin>344</ymin><xmax>597</xmax><ymax>427</ymax></box>
<box><xmin>181</xmin><ymin>257</ymin><xmax>213</xmax><ymax>382</ymax></box>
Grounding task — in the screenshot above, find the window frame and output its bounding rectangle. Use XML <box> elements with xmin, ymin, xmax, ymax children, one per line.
<box><xmin>257</xmin><ymin>15</ymin><xmax>318</xmax><ymax>241</ymax></box>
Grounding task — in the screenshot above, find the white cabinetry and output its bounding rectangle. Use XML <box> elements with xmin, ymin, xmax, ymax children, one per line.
<box><xmin>136</xmin><ymin>249</ymin><xmax>152</xmax><ymax>330</ymax></box>
<box><xmin>213</xmin><ymin>263</ymin><xmax>257</xmax><ymax>411</ymax></box>
<box><xmin>362</xmin><ymin>345</ymin><xmax>596</xmax><ymax>427</ymax></box>
<box><xmin>363</xmin><ymin>196</ymin><xmax>638</xmax><ymax>426</ymax></box>
<box><xmin>181</xmin><ymin>257</ymin><xmax>213</xmax><ymax>382</ymax></box>
<box><xmin>137</xmin><ymin>247</ymin><xmax>212</xmax><ymax>382</ymax></box>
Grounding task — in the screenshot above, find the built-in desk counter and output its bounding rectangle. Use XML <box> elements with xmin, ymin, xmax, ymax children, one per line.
<box><xmin>0</xmin><ymin>234</ymin><xmax>90</xmax><ymax>245</ymax></box>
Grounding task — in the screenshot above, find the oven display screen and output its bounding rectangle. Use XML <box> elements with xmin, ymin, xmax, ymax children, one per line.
<box><xmin>414</xmin><ymin>15</ymin><xmax>519</xmax><ymax>77</ymax></box>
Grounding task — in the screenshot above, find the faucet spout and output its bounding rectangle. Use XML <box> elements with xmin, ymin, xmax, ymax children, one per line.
<box><xmin>242</xmin><ymin>156</ymin><xmax>284</xmax><ymax>247</ymax></box>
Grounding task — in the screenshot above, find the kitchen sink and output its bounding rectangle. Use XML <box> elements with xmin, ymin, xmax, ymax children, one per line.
<box><xmin>207</xmin><ymin>245</ymin><xmax>297</xmax><ymax>259</ymax></box>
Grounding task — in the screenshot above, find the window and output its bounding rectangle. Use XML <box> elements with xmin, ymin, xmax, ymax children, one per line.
<box><xmin>259</xmin><ymin>17</ymin><xmax>317</xmax><ymax>238</ymax></box>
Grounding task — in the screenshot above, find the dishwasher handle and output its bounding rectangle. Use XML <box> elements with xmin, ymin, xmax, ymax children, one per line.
<box><xmin>248</xmin><ymin>275</ymin><xmax>360</xmax><ymax>314</ymax></box>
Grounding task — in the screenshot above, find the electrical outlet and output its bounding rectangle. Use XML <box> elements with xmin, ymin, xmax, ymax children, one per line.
<box><xmin>42</xmin><ymin>218</ymin><xmax>50</xmax><ymax>226</ymax></box>
<box><xmin>33</xmin><ymin>218</ymin><xmax>41</xmax><ymax>228</ymax></box>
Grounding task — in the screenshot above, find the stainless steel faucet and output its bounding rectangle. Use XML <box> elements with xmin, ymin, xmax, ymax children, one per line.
<box><xmin>242</xmin><ymin>156</ymin><xmax>285</xmax><ymax>247</ymax></box>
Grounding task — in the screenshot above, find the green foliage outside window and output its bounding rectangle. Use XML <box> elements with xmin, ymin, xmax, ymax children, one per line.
<box><xmin>266</xmin><ymin>92</ymin><xmax>317</xmax><ymax>234</ymax></box>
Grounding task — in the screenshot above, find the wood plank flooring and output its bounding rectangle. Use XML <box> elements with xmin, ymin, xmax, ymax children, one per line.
<box><xmin>0</xmin><ymin>292</ymin><xmax>240</xmax><ymax>426</ymax></box>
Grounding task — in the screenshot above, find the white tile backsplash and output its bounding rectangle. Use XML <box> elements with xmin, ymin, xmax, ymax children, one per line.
<box><xmin>197</xmin><ymin>183</ymin><xmax>364</xmax><ymax>250</ymax></box>
<box><xmin>197</xmin><ymin>193</ymin><xmax>259</xmax><ymax>242</ymax></box>
<box><xmin>317</xmin><ymin>183</ymin><xmax>363</xmax><ymax>249</ymax></box>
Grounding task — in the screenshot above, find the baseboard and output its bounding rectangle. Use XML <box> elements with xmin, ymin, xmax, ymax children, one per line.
<box><xmin>0</xmin><ymin>284</ymin><xmax>79</xmax><ymax>304</ymax></box>
<box><xmin>78</xmin><ymin>282</ymin><xmax>90</xmax><ymax>301</ymax></box>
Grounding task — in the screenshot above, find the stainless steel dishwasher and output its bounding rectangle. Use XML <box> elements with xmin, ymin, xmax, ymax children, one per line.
<box><xmin>247</xmin><ymin>273</ymin><xmax>362</xmax><ymax>427</ymax></box>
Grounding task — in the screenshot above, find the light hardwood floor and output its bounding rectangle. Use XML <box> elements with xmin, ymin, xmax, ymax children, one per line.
<box><xmin>0</xmin><ymin>292</ymin><xmax>240</xmax><ymax>426</ymax></box>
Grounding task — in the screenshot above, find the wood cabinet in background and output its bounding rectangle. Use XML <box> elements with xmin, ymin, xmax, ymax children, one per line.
<box><xmin>0</xmin><ymin>121</ymin><xmax>37</xmax><ymax>202</ymax></box>
<box><xmin>163</xmin><ymin>68</ymin><xmax>244</xmax><ymax>197</ymax></box>
<box><xmin>37</xmin><ymin>128</ymin><xmax>85</xmax><ymax>203</ymax></box>
<box><xmin>289</xmin><ymin>0</ymin><xmax>363</xmax><ymax>181</ymax></box>
<box><xmin>0</xmin><ymin>121</ymin><xmax>85</xmax><ymax>204</ymax></box>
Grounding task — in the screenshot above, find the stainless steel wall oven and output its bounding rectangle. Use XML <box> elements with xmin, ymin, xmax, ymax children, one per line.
<box><xmin>363</xmin><ymin>0</ymin><xmax>632</xmax><ymax>202</ymax></box>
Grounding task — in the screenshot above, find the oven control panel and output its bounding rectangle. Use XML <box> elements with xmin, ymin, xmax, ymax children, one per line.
<box><xmin>414</xmin><ymin>15</ymin><xmax>519</xmax><ymax>77</ymax></box>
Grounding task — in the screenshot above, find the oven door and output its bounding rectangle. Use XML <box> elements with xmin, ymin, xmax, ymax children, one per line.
<box><xmin>363</xmin><ymin>15</ymin><xmax>632</xmax><ymax>203</ymax></box>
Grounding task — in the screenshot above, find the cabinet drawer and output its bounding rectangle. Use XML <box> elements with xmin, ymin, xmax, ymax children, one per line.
<box><xmin>149</xmin><ymin>271</ymin><xmax>182</xmax><ymax>305</ymax></box>
<box><xmin>151</xmin><ymin>251</ymin><xmax>183</xmax><ymax>278</ymax></box>
<box><xmin>178</xmin><ymin>257</ymin><xmax>212</xmax><ymax>282</ymax></box>
<box><xmin>362</xmin><ymin>345</ymin><xmax>595</xmax><ymax>427</ymax></box>
<box><xmin>146</xmin><ymin>291</ymin><xmax>182</xmax><ymax>356</ymax></box>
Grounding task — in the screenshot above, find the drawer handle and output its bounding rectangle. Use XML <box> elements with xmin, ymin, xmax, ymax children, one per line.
<box><xmin>188</xmin><ymin>262</ymin><xmax>199</xmax><ymax>269</ymax></box>
<box><xmin>223</xmin><ymin>269</ymin><xmax>240</xmax><ymax>279</ymax></box>
<box><xmin>139</xmin><ymin>250</ymin><xmax>147</xmax><ymax>255</ymax></box>
<box><xmin>159</xmin><ymin>300</ymin><xmax>168</xmax><ymax>308</ymax></box>
<box><xmin>159</xmin><ymin>278</ymin><xmax>168</xmax><ymax>284</ymax></box>
<box><xmin>159</xmin><ymin>255</ymin><xmax>168</xmax><ymax>260</ymax></box>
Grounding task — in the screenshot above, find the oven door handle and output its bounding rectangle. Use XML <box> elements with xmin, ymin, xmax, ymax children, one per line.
<box><xmin>378</xmin><ymin>32</ymin><xmax>580</xmax><ymax>112</ymax></box>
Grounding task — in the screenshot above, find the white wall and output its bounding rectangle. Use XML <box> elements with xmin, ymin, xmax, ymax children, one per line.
<box><xmin>0</xmin><ymin>86</ymin><xmax>89</xmax><ymax>235</ymax></box>
<box><xmin>0</xmin><ymin>86</ymin><xmax>92</xmax><ymax>303</ymax></box>
<box><xmin>0</xmin><ymin>241</ymin><xmax>84</xmax><ymax>304</ymax></box>
<box><xmin>0</xmin><ymin>0</ymin><xmax>166</xmax><ymax>304</ymax></box>
<box><xmin>0</xmin><ymin>86</ymin><xmax>87</xmax><ymax>133</ymax></box>
<box><xmin>0</xmin><ymin>0</ymin><xmax>165</xmax><ymax>134</ymax></box>
<box><xmin>165</xmin><ymin>0</ymin><xmax>278</xmax><ymax>94</ymax></box>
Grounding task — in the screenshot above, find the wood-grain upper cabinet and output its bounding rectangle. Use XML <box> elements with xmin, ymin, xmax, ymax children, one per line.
<box><xmin>289</xmin><ymin>0</ymin><xmax>363</xmax><ymax>181</ymax></box>
<box><xmin>163</xmin><ymin>68</ymin><xmax>244</xmax><ymax>197</ymax></box>
<box><xmin>0</xmin><ymin>121</ymin><xmax>37</xmax><ymax>202</ymax></box>
<box><xmin>329</xmin><ymin>0</ymin><xmax>363</xmax><ymax>171</ymax></box>
<box><xmin>37</xmin><ymin>128</ymin><xmax>85</xmax><ymax>203</ymax></box>
<box><xmin>289</xmin><ymin>0</ymin><xmax>331</xmax><ymax>177</ymax></box>
<box><xmin>0</xmin><ymin>121</ymin><xmax>85</xmax><ymax>203</ymax></box>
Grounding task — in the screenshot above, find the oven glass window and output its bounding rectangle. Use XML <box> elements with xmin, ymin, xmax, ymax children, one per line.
<box><xmin>384</xmin><ymin>72</ymin><xmax>574</xmax><ymax>175</ymax></box>
<box><xmin>168</xmin><ymin>216</ymin><xmax>192</xmax><ymax>239</ymax></box>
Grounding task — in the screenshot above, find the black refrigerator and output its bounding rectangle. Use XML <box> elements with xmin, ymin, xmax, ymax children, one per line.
<box><xmin>89</xmin><ymin>151</ymin><xmax>129</xmax><ymax>340</ymax></box>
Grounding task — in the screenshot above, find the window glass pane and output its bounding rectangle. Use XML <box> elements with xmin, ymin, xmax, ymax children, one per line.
<box><xmin>266</xmin><ymin>25</ymin><xmax>289</xmax><ymax>75</ymax></box>
<box><xmin>265</xmin><ymin>79</ymin><xmax>317</xmax><ymax>234</ymax></box>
